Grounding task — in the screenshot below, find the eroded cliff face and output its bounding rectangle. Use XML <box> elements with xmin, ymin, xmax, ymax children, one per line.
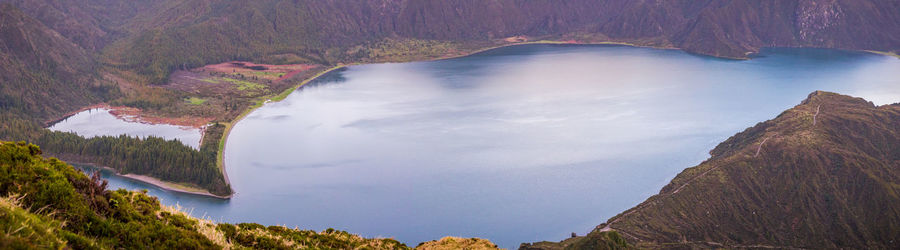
<box><xmin>796</xmin><ymin>0</ymin><xmax>843</xmax><ymax>43</ymax></box>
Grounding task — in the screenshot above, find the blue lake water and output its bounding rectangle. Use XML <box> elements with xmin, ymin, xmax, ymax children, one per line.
<box><xmin>80</xmin><ymin>45</ymin><xmax>900</xmax><ymax>248</ymax></box>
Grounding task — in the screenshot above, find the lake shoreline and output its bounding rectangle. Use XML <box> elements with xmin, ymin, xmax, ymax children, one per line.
<box><xmin>50</xmin><ymin>40</ymin><xmax>898</xmax><ymax>203</ymax></box>
<box><xmin>46</xmin><ymin>104</ymin><xmax>212</xmax><ymax>129</ymax></box>
<box><xmin>213</xmin><ymin>40</ymin><xmax>899</xmax><ymax>195</ymax></box>
<box><xmin>71</xmin><ymin>44</ymin><xmax>900</xmax><ymax>248</ymax></box>
<box><xmin>215</xmin><ymin>64</ymin><xmax>347</xmax><ymax>189</ymax></box>
<box><xmin>67</xmin><ymin>160</ymin><xmax>232</xmax><ymax>199</ymax></box>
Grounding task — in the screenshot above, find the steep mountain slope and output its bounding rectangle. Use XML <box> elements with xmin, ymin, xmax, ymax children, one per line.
<box><xmin>0</xmin><ymin>3</ymin><xmax>113</xmax><ymax>122</ymax></box>
<box><xmin>0</xmin><ymin>0</ymin><xmax>156</xmax><ymax>51</ymax></box>
<box><xmin>4</xmin><ymin>0</ymin><xmax>899</xmax><ymax>90</ymax></box>
<box><xmin>524</xmin><ymin>91</ymin><xmax>900</xmax><ymax>249</ymax></box>
<box><xmin>49</xmin><ymin>0</ymin><xmax>898</xmax><ymax>84</ymax></box>
<box><xmin>4</xmin><ymin>0</ymin><xmax>898</xmax><ymax>113</ymax></box>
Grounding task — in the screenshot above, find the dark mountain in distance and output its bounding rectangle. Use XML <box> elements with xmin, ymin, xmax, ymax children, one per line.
<box><xmin>4</xmin><ymin>0</ymin><xmax>899</xmax><ymax>85</ymax></box>
<box><xmin>0</xmin><ymin>0</ymin><xmax>897</xmax><ymax>119</ymax></box>
<box><xmin>523</xmin><ymin>92</ymin><xmax>900</xmax><ymax>249</ymax></box>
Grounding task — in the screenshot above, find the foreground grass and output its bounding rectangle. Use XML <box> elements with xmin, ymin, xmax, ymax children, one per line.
<box><xmin>1</xmin><ymin>141</ymin><xmax>499</xmax><ymax>249</ymax></box>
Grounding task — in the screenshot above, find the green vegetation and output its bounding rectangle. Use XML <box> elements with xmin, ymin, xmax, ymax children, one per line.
<box><xmin>216</xmin><ymin>223</ymin><xmax>410</xmax><ymax>249</ymax></box>
<box><xmin>200</xmin><ymin>78</ymin><xmax>221</xmax><ymax>84</ymax></box>
<box><xmin>0</xmin><ymin>141</ymin><xmax>217</xmax><ymax>249</ymax></box>
<box><xmin>0</xmin><ymin>141</ymin><xmax>423</xmax><ymax>249</ymax></box>
<box><xmin>0</xmin><ymin>3</ymin><xmax>233</xmax><ymax>198</ymax></box>
<box><xmin>0</xmin><ymin>114</ymin><xmax>231</xmax><ymax>196</ymax></box>
<box><xmin>0</xmin><ymin>196</ymin><xmax>67</xmax><ymax>249</ymax></box>
<box><xmin>349</xmin><ymin>38</ymin><xmax>463</xmax><ymax>62</ymax></box>
<box><xmin>247</xmin><ymin>71</ymin><xmax>284</xmax><ymax>79</ymax></box>
<box><xmin>220</xmin><ymin>77</ymin><xmax>267</xmax><ymax>92</ymax></box>
<box><xmin>185</xmin><ymin>97</ymin><xmax>207</xmax><ymax>105</ymax></box>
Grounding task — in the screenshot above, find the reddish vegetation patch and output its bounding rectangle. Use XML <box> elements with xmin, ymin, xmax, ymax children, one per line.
<box><xmin>163</xmin><ymin>61</ymin><xmax>321</xmax><ymax>96</ymax></box>
<box><xmin>202</xmin><ymin>61</ymin><xmax>319</xmax><ymax>82</ymax></box>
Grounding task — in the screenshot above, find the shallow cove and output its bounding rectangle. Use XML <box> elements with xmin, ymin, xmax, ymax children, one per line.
<box><xmin>97</xmin><ymin>45</ymin><xmax>900</xmax><ymax>248</ymax></box>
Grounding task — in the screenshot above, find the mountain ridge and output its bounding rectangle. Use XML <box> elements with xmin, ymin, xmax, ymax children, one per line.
<box><xmin>5</xmin><ymin>0</ymin><xmax>899</xmax><ymax>84</ymax></box>
<box><xmin>524</xmin><ymin>91</ymin><xmax>900</xmax><ymax>249</ymax></box>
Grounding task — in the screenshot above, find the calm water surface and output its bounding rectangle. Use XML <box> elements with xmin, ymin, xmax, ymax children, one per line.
<box><xmin>49</xmin><ymin>108</ymin><xmax>202</xmax><ymax>149</ymax></box>
<box><xmin>87</xmin><ymin>45</ymin><xmax>900</xmax><ymax>248</ymax></box>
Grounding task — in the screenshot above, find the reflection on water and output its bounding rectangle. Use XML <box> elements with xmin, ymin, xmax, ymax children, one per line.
<box><xmin>95</xmin><ymin>45</ymin><xmax>900</xmax><ymax>248</ymax></box>
<box><xmin>49</xmin><ymin>108</ymin><xmax>202</xmax><ymax>149</ymax></box>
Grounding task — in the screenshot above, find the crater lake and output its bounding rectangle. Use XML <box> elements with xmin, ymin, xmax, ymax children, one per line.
<box><xmin>85</xmin><ymin>44</ymin><xmax>900</xmax><ymax>248</ymax></box>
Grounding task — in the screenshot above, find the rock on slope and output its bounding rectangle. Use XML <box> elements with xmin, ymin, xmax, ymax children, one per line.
<box><xmin>524</xmin><ymin>91</ymin><xmax>900</xmax><ymax>249</ymax></box>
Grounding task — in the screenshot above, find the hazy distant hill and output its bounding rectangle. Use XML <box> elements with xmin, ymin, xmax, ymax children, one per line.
<box><xmin>524</xmin><ymin>92</ymin><xmax>900</xmax><ymax>249</ymax></box>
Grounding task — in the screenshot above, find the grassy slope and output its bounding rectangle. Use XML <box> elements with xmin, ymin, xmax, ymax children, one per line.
<box><xmin>1</xmin><ymin>141</ymin><xmax>500</xmax><ymax>249</ymax></box>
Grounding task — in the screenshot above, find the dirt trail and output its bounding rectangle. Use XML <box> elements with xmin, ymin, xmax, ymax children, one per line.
<box><xmin>602</xmin><ymin>133</ymin><xmax>774</xmax><ymax>234</ymax></box>
<box><xmin>755</xmin><ymin>136</ymin><xmax>771</xmax><ymax>157</ymax></box>
<box><xmin>600</xmin><ymin>162</ymin><xmax>722</xmax><ymax>233</ymax></box>
<box><xmin>813</xmin><ymin>105</ymin><xmax>821</xmax><ymax>126</ymax></box>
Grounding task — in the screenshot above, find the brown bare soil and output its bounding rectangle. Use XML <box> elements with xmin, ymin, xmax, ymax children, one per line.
<box><xmin>164</xmin><ymin>61</ymin><xmax>321</xmax><ymax>97</ymax></box>
<box><xmin>203</xmin><ymin>61</ymin><xmax>318</xmax><ymax>82</ymax></box>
